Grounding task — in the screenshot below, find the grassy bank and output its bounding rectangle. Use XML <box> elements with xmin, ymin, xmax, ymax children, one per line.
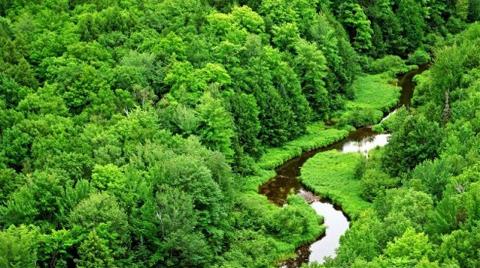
<box><xmin>340</xmin><ymin>73</ymin><xmax>401</xmax><ymax>127</ymax></box>
<box><xmin>231</xmin><ymin>192</ymin><xmax>326</xmax><ymax>264</ymax></box>
<box><xmin>236</xmin><ymin>123</ymin><xmax>349</xmax><ymax>265</ymax></box>
<box><xmin>300</xmin><ymin>150</ymin><xmax>371</xmax><ymax>218</ymax></box>
<box><xmin>237</xmin><ymin>71</ymin><xmax>400</xmax><ymax>265</ymax></box>
<box><xmin>258</xmin><ymin>123</ymin><xmax>349</xmax><ymax>170</ymax></box>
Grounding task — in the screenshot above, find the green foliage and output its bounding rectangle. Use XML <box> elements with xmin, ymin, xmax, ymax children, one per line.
<box><xmin>408</xmin><ymin>159</ymin><xmax>454</xmax><ymax>201</ymax></box>
<box><xmin>367</xmin><ymin>55</ymin><xmax>410</xmax><ymax>75</ymax></box>
<box><xmin>338</xmin><ymin>2</ymin><xmax>374</xmax><ymax>52</ymax></box>
<box><xmin>0</xmin><ymin>225</ymin><xmax>39</xmax><ymax>268</ymax></box>
<box><xmin>371</xmin><ymin>228</ymin><xmax>434</xmax><ymax>267</ymax></box>
<box><xmin>375</xmin><ymin>188</ymin><xmax>433</xmax><ymax>233</ymax></box>
<box><xmin>77</xmin><ymin>229</ymin><xmax>116</xmax><ymax>268</ymax></box>
<box><xmin>382</xmin><ymin>114</ymin><xmax>443</xmax><ymax>176</ymax></box>
<box><xmin>196</xmin><ymin>91</ymin><xmax>235</xmax><ymax>160</ymax></box>
<box><xmin>361</xmin><ymin>150</ymin><xmax>398</xmax><ymax>201</ymax></box>
<box><xmin>438</xmin><ymin>222</ymin><xmax>480</xmax><ymax>268</ymax></box>
<box><xmin>407</xmin><ymin>49</ymin><xmax>431</xmax><ymax>66</ymax></box>
<box><xmin>0</xmin><ymin>1</ymin><xmax>477</xmax><ymax>267</ymax></box>
<box><xmin>324</xmin><ymin>210</ymin><xmax>384</xmax><ymax>267</ymax></box>
<box><xmin>272</xmin><ymin>195</ymin><xmax>324</xmax><ymax>245</ymax></box>
<box><xmin>293</xmin><ymin>39</ymin><xmax>330</xmax><ymax>118</ymax></box>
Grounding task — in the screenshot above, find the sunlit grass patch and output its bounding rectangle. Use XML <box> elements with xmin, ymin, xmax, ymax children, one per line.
<box><xmin>300</xmin><ymin>150</ymin><xmax>371</xmax><ymax>218</ymax></box>
<box><xmin>340</xmin><ymin>73</ymin><xmax>401</xmax><ymax>127</ymax></box>
<box><xmin>258</xmin><ymin>123</ymin><xmax>349</xmax><ymax>170</ymax></box>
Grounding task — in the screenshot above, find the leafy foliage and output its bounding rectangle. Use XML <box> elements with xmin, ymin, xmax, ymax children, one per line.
<box><xmin>0</xmin><ymin>0</ymin><xmax>477</xmax><ymax>267</ymax></box>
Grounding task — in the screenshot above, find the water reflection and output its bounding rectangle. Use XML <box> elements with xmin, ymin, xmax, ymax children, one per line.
<box><xmin>340</xmin><ymin>133</ymin><xmax>391</xmax><ymax>156</ymax></box>
<box><xmin>309</xmin><ymin>201</ymin><xmax>350</xmax><ymax>263</ymax></box>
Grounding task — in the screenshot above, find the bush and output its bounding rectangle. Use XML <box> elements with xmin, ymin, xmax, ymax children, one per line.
<box><xmin>407</xmin><ymin>48</ymin><xmax>431</xmax><ymax>65</ymax></box>
<box><xmin>339</xmin><ymin>108</ymin><xmax>383</xmax><ymax>128</ymax></box>
<box><xmin>372</xmin><ymin>124</ymin><xmax>384</xmax><ymax>133</ymax></box>
<box><xmin>366</xmin><ymin>55</ymin><xmax>409</xmax><ymax>75</ymax></box>
<box><xmin>361</xmin><ymin>169</ymin><xmax>397</xmax><ymax>201</ymax></box>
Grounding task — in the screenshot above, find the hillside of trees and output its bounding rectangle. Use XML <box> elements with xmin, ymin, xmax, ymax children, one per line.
<box><xmin>1</xmin><ymin>0</ymin><xmax>479</xmax><ymax>267</ymax></box>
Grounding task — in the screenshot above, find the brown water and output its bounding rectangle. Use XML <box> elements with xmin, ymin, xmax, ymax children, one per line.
<box><xmin>259</xmin><ymin>65</ymin><xmax>428</xmax><ymax>267</ymax></box>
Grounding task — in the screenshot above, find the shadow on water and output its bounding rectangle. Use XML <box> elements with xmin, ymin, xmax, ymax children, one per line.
<box><xmin>258</xmin><ymin>64</ymin><xmax>429</xmax><ymax>267</ymax></box>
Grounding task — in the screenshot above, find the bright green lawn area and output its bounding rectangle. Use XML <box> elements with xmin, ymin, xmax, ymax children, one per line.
<box><xmin>258</xmin><ymin>122</ymin><xmax>349</xmax><ymax>170</ymax></box>
<box><xmin>300</xmin><ymin>150</ymin><xmax>371</xmax><ymax>218</ymax></box>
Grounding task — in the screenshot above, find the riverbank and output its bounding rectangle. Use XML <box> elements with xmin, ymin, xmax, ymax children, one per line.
<box><xmin>242</xmin><ymin>66</ymin><xmax>421</xmax><ymax>267</ymax></box>
<box><xmin>300</xmin><ymin>150</ymin><xmax>370</xmax><ymax>218</ymax></box>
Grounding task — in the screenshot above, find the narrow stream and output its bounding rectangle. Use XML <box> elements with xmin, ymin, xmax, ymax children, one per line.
<box><xmin>259</xmin><ymin>65</ymin><xmax>428</xmax><ymax>267</ymax></box>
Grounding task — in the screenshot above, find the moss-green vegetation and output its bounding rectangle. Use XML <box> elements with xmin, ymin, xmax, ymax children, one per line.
<box><xmin>258</xmin><ymin>123</ymin><xmax>349</xmax><ymax>170</ymax></box>
<box><xmin>339</xmin><ymin>73</ymin><xmax>401</xmax><ymax>127</ymax></box>
<box><xmin>350</xmin><ymin>74</ymin><xmax>401</xmax><ymax>111</ymax></box>
<box><xmin>300</xmin><ymin>150</ymin><xmax>371</xmax><ymax>217</ymax></box>
<box><xmin>229</xmin><ymin>193</ymin><xmax>325</xmax><ymax>266</ymax></box>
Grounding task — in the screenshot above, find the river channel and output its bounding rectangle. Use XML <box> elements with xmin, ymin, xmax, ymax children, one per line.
<box><xmin>259</xmin><ymin>65</ymin><xmax>428</xmax><ymax>267</ymax></box>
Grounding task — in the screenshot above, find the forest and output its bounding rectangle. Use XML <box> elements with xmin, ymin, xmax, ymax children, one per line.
<box><xmin>0</xmin><ymin>0</ymin><xmax>479</xmax><ymax>267</ymax></box>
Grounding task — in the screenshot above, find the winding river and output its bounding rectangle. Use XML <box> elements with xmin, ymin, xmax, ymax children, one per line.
<box><xmin>259</xmin><ymin>64</ymin><xmax>428</xmax><ymax>267</ymax></box>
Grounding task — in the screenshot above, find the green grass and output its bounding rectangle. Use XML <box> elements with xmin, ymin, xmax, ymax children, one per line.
<box><xmin>339</xmin><ymin>73</ymin><xmax>401</xmax><ymax>127</ymax></box>
<box><xmin>257</xmin><ymin>122</ymin><xmax>349</xmax><ymax>170</ymax></box>
<box><xmin>349</xmin><ymin>73</ymin><xmax>401</xmax><ymax>112</ymax></box>
<box><xmin>300</xmin><ymin>150</ymin><xmax>371</xmax><ymax>218</ymax></box>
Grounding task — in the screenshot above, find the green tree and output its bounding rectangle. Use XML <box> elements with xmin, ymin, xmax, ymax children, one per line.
<box><xmin>438</xmin><ymin>223</ymin><xmax>480</xmax><ymax>267</ymax></box>
<box><xmin>227</xmin><ymin>92</ymin><xmax>262</xmax><ymax>158</ymax></box>
<box><xmin>0</xmin><ymin>225</ymin><xmax>39</xmax><ymax>268</ymax></box>
<box><xmin>196</xmin><ymin>91</ymin><xmax>235</xmax><ymax>160</ymax></box>
<box><xmin>293</xmin><ymin>39</ymin><xmax>330</xmax><ymax>118</ymax></box>
<box><xmin>77</xmin><ymin>229</ymin><xmax>116</xmax><ymax>268</ymax></box>
<box><xmin>68</xmin><ymin>192</ymin><xmax>129</xmax><ymax>258</ymax></box>
<box><xmin>134</xmin><ymin>186</ymin><xmax>212</xmax><ymax>267</ymax></box>
<box><xmin>382</xmin><ymin>114</ymin><xmax>442</xmax><ymax>176</ymax></box>
<box><xmin>338</xmin><ymin>2</ymin><xmax>373</xmax><ymax>52</ymax></box>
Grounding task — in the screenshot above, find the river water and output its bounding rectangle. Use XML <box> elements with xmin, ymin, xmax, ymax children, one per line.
<box><xmin>259</xmin><ymin>65</ymin><xmax>428</xmax><ymax>267</ymax></box>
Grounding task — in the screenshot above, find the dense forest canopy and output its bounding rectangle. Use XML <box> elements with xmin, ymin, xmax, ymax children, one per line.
<box><xmin>0</xmin><ymin>0</ymin><xmax>479</xmax><ymax>267</ymax></box>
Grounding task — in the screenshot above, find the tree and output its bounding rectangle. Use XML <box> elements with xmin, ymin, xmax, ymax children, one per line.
<box><xmin>293</xmin><ymin>39</ymin><xmax>330</xmax><ymax>118</ymax></box>
<box><xmin>0</xmin><ymin>225</ymin><xmax>39</xmax><ymax>268</ymax></box>
<box><xmin>395</xmin><ymin>0</ymin><xmax>426</xmax><ymax>55</ymax></box>
<box><xmin>196</xmin><ymin>91</ymin><xmax>235</xmax><ymax>160</ymax></box>
<box><xmin>361</xmin><ymin>168</ymin><xmax>397</xmax><ymax>201</ymax></box>
<box><xmin>469</xmin><ymin>0</ymin><xmax>480</xmax><ymax>21</ymax></box>
<box><xmin>77</xmin><ymin>229</ymin><xmax>116</xmax><ymax>268</ymax></box>
<box><xmin>328</xmin><ymin>210</ymin><xmax>384</xmax><ymax>267</ymax></box>
<box><xmin>438</xmin><ymin>223</ymin><xmax>480</xmax><ymax>268</ymax></box>
<box><xmin>409</xmin><ymin>159</ymin><xmax>453</xmax><ymax>201</ymax></box>
<box><xmin>375</xmin><ymin>188</ymin><xmax>433</xmax><ymax>236</ymax></box>
<box><xmin>134</xmin><ymin>186</ymin><xmax>213</xmax><ymax>267</ymax></box>
<box><xmin>382</xmin><ymin>114</ymin><xmax>442</xmax><ymax>176</ymax></box>
<box><xmin>68</xmin><ymin>192</ymin><xmax>129</xmax><ymax>259</ymax></box>
<box><xmin>338</xmin><ymin>2</ymin><xmax>373</xmax><ymax>52</ymax></box>
<box><xmin>227</xmin><ymin>92</ymin><xmax>261</xmax><ymax>158</ymax></box>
